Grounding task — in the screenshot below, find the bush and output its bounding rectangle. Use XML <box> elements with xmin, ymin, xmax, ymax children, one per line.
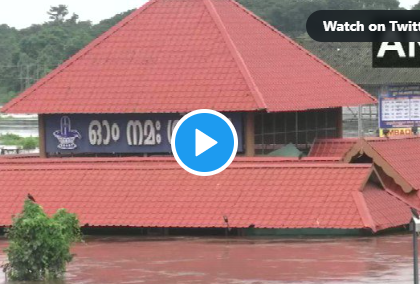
<box><xmin>0</xmin><ymin>133</ymin><xmax>22</xmax><ymax>145</ymax></box>
<box><xmin>22</xmin><ymin>137</ymin><xmax>38</xmax><ymax>150</ymax></box>
<box><xmin>0</xmin><ymin>134</ymin><xmax>39</xmax><ymax>149</ymax></box>
<box><xmin>3</xmin><ymin>199</ymin><xmax>81</xmax><ymax>281</ymax></box>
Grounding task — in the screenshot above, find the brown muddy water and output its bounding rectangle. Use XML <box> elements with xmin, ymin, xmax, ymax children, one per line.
<box><xmin>0</xmin><ymin>234</ymin><xmax>415</xmax><ymax>284</ymax></box>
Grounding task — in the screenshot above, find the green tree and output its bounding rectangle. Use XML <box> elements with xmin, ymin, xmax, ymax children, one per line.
<box><xmin>3</xmin><ymin>199</ymin><xmax>81</xmax><ymax>281</ymax></box>
<box><xmin>22</xmin><ymin>137</ymin><xmax>38</xmax><ymax>150</ymax></box>
<box><xmin>47</xmin><ymin>5</ymin><xmax>69</xmax><ymax>22</ymax></box>
<box><xmin>68</xmin><ymin>13</ymin><xmax>80</xmax><ymax>24</ymax></box>
<box><xmin>238</xmin><ymin>0</ymin><xmax>402</xmax><ymax>37</ymax></box>
<box><xmin>413</xmin><ymin>1</ymin><xmax>420</xmax><ymax>9</ymax></box>
<box><xmin>0</xmin><ymin>24</ymin><xmax>20</xmax><ymax>98</ymax></box>
<box><xmin>91</xmin><ymin>9</ymin><xmax>134</xmax><ymax>36</ymax></box>
<box><xmin>325</xmin><ymin>0</ymin><xmax>401</xmax><ymax>9</ymax></box>
<box><xmin>0</xmin><ymin>6</ymin><xmax>137</xmax><ymax>104</ymax></box>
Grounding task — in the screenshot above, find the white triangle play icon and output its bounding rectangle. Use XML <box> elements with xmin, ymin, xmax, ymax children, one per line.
<box><xmin>196</xmin><ymin>129</ymin><xmax>218</xmax><ymax>157</ymax></box>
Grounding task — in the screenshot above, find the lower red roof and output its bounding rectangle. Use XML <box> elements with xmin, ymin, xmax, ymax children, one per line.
<box><xmin>377</xmin><ymin>166</ymin><xmax>420</xmax><ymax>212</ymax></box>
<box><xmin>0</xmin><ymin>157</ymin><xmax>410</xmax><ymax>232</ymax></box>
<box><xmin>363</xmin><ymin>184</ymin><xmax>411</xmax><ymax>232</ymax></box>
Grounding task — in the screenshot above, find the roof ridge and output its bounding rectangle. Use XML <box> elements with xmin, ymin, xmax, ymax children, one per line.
<box><xmin>227</xmin><ymin>163</ymin><xmax>372</xmax><ymax>168</ymax></box>
<box><xmin>0</xmin><ymin>162</ymin><xmax>372</xmax><ymax>170</ymax></box>
<box><xmin>349</xmin><ymin>168</ymin><xmax>378</xmax><ymax>232</ymax></box>
<box><xmin>315</xmin><ymin>138</ymin><xmax>359</xmax><ymax>142</ymax></box>
<box><xmin>366</xmin><ymin>136</ymin><xmax>420</xmax><ymax>142</ymax></box>
<box><xmin>352</xmin><ymin>191</ymin><xmax>377</xmax><ymax>232</ymax></box>
<box><xmin>203</xmin><ymin>0</ymin><xmax>266</xmax><ymax>110</ymax></box>
<box><xmin>0</xmin><ymin>164</ymin><xmax>181</xmax><ymax>171</ymax></box>
<box><xmin>385</xmin><ymin>188</ymin><xmax>420</xmax><ymax>210</ymax></box>
<box><xmin>0</xmin><ymin>156</ymin><xmax>342</xmax><ymax>163</ymax></box>
<box><xmin>226</xmin><ymin>0</ymin><xmax>376</xmax><ymax>104</ymax></box>
<box><xmin>1</xmin><ymin>0</ymin><xmax>159</xmax><ymax>114</ymax></box>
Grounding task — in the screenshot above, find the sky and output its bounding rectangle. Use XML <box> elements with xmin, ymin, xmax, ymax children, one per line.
<box><xmin>400</xmin><ymin>0</ymin><xmax>418</xmax><ymax>9</ymax></box>
<box><xmin>0</xmin><ymin>0</ymin><xmax>418</xmax><ymax>29</ymax></box>
<box><xmin>0</xmin><ymin>0</ymin><xmax>149</xmax><ymax>29</ymax></box>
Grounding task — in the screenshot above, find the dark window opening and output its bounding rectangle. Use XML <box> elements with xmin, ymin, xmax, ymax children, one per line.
<box><xmin>255</xmin><ymin>108</ymin><xmax>341</xmax><ymax>155</ymax></box>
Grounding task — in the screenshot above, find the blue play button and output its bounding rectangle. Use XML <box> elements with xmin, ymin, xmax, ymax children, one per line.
<box><xmin>171</xmin><ymin>110</ymin><xmax>238</xmax><ymax>176</ymax></box>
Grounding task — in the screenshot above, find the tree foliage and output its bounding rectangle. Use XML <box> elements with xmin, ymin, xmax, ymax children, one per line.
<box><xmin>0</xmin><ymin>6</ymin><xmax>134</xmax><ymax>104</ymax></box>
<box><xmin>3</xmin><ymin>199</ymin><xmax>81</xmax><ymax>281</ymax></box>
<box><xmin>47</xmin><ymin>5</ymin><xmax>70</xmax><ymax>22</ymax></box>
<box><xmin>238</xmin><ymin>0</ymin><xmax>402</xmax><ymax>37</ymax></box>
<box><xmin>0</xmin><ymin>133</ymin><xmax>39</xmax><ymax>149</ymax></box>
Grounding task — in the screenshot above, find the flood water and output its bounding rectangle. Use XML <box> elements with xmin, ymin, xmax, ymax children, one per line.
<box><xmin>0</xmin><ymin>234</ymin><xmax>415</xmax><ymax>284</ymax></box>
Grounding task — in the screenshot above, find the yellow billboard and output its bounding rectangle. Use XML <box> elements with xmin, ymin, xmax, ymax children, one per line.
<box><xmin>379</xmin><ymin>128</ymin><xmax>413</xmax><ymax>137</ymax></box>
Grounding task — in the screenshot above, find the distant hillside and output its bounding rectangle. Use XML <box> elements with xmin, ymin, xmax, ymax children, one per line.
<box><xmin>296</xmin><ymin>39</ymin><xmax>420</xmax><ymax>88</ymax></box>
<box><xmin>0</xmin><ymin>7</ymin><xmax>134</xmax><ymax>104</ymax></box>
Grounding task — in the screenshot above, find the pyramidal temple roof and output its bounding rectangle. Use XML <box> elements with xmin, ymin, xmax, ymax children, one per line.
<box><xmin>2</xmin><ymin>0</ymin><xmax>376</xmax><ymax>114</ymax></box>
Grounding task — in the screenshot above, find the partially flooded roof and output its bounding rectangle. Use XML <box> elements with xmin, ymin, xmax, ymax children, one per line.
<box><xmin>0</xmin><ymin>157</ymin><xmax>410</xmax><ymax>232</ymax></box>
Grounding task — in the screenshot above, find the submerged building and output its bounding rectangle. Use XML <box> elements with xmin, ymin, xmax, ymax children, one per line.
<box><xmin>0</xmin><ymin>0</ymin><xmax>416</xmax><ymax>235</ymax></box>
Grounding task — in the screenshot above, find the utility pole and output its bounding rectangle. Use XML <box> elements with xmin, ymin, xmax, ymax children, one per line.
<box><xmin>414</xmin><ymin>224</ymin><xmax>419</xmax><ymax>284</ymax></box>
<box><xmin>358</xmin><ymin>105</ymin><xmax>363</xmax><ymax>137</ymax></box>
<box><xmin>412</xmin><ymin>209</ymin><xmax>420</xmax><ymax>284</ymax></box>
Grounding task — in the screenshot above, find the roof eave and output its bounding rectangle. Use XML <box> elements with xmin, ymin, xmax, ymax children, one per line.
<box><xmin>344</xmin><ymin>139</ymin><xmax>415</xmax><ymax>193</ymax></box>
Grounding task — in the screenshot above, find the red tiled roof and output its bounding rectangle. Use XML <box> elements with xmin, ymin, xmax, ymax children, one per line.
<box><xmin>0</xmin><ymin>154</ymin><xmax>39</xmax><ymax>160</ymax></box>
<box><xmin>375</xmin><ymin>164</ymin><xmax>420</xmax><ymax>210</ymax></box>
<box><xmin>345</xmin><ymin>137</ymin><xmax>420</xmax><ymax>193</ymax></box>
<box><xmin>363</xmin><ymin>184</ymin><xmax>411</xmax><ymax>231</ymax></box>
<box><xmin>1</xmin><ymin>0</ymin><xmax>375</xmax><ymax>114</ymax></box>
<box><xmin>386</xmin><ymin>185</ymin><xmax>420</xmax><ymax>212</ymax></box>
<box><xmin>0</xmin><ymin>158</ymin><xmax>409</xmax><ymax>231</ymax></box>
<box><xmin>309</xmin><ymin>138</ymin><xmax>358</xmax><ymax>159</ymax></box>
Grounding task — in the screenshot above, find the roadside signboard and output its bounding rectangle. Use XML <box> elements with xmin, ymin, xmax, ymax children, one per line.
<box><xmin>45</xmin><ymin>113</ymin><xmax>244</xmax><ymax>155</ymax></box>
<box><xmin>379</xmin><ymin>85</ymin><xmax>420</xmax><ymax>130</ymax></box>
<box><xmin>379</xmin><ymin>128</ymin><xmax>413</xmax><ymax>137</ymax></box>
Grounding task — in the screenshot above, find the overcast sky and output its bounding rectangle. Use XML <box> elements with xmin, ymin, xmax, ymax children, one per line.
<box><xmin>0</xmin><ymin>0</ymin><xmax>418</xmax><ymax>29</ymax></box>
<box><xmin>0</xmin><ymin>0</ymin><xmax>148</xmax><ymax>29</ymax></box>
<box><xmin>401</xmin><ymin>0</ymin><xmax>418</xmax><ymax>9</ymax></box>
